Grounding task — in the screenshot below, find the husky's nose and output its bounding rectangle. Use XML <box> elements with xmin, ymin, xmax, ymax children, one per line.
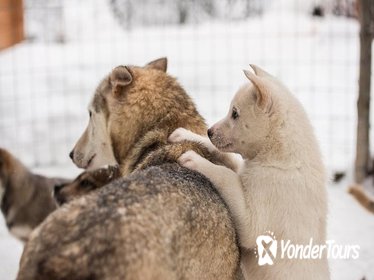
<box><xmin>207</xmin><ymin>128</ymin><xmax>213</xmax><ymax>139</ymax></box>
<box><xmin>69</xmin><ymin>150</ymin><xmax>74</xmax><ymax>160</ymax></box>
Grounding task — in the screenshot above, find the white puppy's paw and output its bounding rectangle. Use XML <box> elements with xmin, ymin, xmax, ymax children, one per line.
<box><xmin>169</xmin><ymin>128</ymin><xmax>219</xmax><ymax>155</ymax></box>
<box><xmin>178</xmin><ymin>150</ymin><xmax>207</xmax><ymax>171</ymax></box>
<box><xmin>168</xmin><ymin>127</ymin><xmax>201</xmax><ymax>143</ymax></box>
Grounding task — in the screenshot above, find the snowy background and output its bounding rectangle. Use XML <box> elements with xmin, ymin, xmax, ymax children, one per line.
<box><xmin>0</xmin><ymin>0</ymin><xmax>373</xmax><ymax>279</ymax></box>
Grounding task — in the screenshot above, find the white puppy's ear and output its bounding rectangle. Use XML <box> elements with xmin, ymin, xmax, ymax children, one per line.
<box><xmin>145</xmin><ymin>57</ymin><xmax>167</xmax><ymax>72</ymax></box>
<box><xmin>249</xmin><ymin>64</ymin><xmax>271</xmax><ymax>77</ymax></box>
<box><xmin>110</xmin><ymin>66</ymin><xmax>133</xmax><ymax>97</ymax></box>
<box><xmin>243</xmin><ymin>69</ymin><xmax>273</xmax><ymax>114</ymax></box>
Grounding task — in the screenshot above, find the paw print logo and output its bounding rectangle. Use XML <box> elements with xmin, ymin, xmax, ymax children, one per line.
<box><xmin>255</xmin><ymin>231</ymin><xmax>277</xmax><ymax>266</ymax></box>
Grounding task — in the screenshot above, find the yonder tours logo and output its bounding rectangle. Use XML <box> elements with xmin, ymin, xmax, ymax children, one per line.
<box><xmin>255</xmin><ymin>232</ymin><xmax>360</xmax><ymax>266</ymax></box>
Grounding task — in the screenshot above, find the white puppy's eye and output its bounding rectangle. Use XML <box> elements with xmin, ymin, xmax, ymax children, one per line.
<box><xmin>89</xmin><ymin>111</ymin><xmax>92</xmax><ymax>118</ymax></box>
<box><xmin>231</xmin><ymin>108</ymin><xmax>239</xmax><ymax>120</ymax></box>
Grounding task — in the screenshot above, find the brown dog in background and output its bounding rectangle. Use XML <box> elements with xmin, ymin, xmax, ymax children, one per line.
<box><xmin>0</xmin><ymin>148</ymin><xmax>68</xmax><ymax>242</ymax></box>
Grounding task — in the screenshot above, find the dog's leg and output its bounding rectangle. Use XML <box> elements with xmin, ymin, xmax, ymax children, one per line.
<box><xmin>169</xmin><ymin>128</ymin><xmax>242</xmax><ymax>172</ymax></box>
<box><xmin>178</xmin><ymin>150</ymin><xmax>250</xmax><ymax>247</ymax></box>
<box><xmin>169</xmin><ymin>127</ymin><xmax>215</xmax><ymax>151</ymax></box>
<box><xmin>212</xmin><ymin>151</ymin><xmax>242</xmax><ymax>173</ymax></box>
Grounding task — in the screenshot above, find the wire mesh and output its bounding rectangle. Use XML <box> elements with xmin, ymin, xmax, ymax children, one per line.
<box><xmin>0</xmin><ymin>0</ymin><xmax>364</xmax><ymax>171</ymax></box>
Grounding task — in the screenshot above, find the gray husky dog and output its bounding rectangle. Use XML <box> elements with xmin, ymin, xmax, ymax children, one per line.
<box><xmin>17</xmin><ymin>58</ymin><xmax>239</xmax><ymax>280</ymax></box>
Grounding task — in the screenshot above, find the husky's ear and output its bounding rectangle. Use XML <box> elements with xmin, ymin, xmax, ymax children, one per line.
<box><xmin>110</xmin><ymin>66</ymin><xmax>133</xmax><ymax>96</ymax></box>
<box><xmin>145</xmin><ymin>57</ymin><xmax>167</xmax><ymax>72</ymax></box>
<box><xmin>243</xmin><ymin>69</ymin><xmax>273</xmax><ymax>114</ymax></box>
<box><xmin>249</xmin><ymin>64</ymin><xmax>272</xmax><ymax>78</ymax></box>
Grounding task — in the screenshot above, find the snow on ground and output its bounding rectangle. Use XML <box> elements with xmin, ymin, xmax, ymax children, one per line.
<box><xmin>0</xmin><ymin>221</ymin><xmax>23</xmax><ymax>280</ymax></box>
<box><xmin>0</xmin><ymin>0</ymin><xmax>373</xmax><ymax>279</ymax></box>
<box><xmin>328</xmin><ymin>183</ymin><xmax>374</xmax><ymax>280</ymax></box>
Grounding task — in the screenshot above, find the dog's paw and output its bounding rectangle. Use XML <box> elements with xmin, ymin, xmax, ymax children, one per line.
<box><xmin>178</xmin><ymin>150</ymin><xmax>205</xmax><ymax>171</ymax></box>
<box><xmin>168</xmin><ymin>127</ymin><xmax>197</xmax><ymax>143</ymax></box>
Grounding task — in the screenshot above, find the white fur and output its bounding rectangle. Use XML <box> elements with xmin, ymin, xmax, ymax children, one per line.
<box><xmin>6</xmin><ymin>207</ymin><xmax>17</xmax><ymax>226</ymax></box>
<box><xmin>169</xmin><ymin>65</ymin><xmax>329</xmax><ymax>280</ymax></box>
<box><xmin>10</xmin><ymin>225</ymin><xmax>33</xmax><ymax>241</ymax></box>
<box><xmin>72</xmin><ymin>102</ymin><xmax>118</xmax><ymax>170</ymax></box>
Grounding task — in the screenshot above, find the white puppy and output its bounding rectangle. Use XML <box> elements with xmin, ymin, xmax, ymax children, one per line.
<box><xmin>169</xmin><ymin>65</ymin><xmax>329</xmax><ymax>280</ymax></box>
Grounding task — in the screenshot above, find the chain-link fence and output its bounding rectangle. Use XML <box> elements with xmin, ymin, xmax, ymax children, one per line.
<box><xmin>0</xmin><ymin>0</ymin><xmax>363</xmax><ymax>171</ymax></box>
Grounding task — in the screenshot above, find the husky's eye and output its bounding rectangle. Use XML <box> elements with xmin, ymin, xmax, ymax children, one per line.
<box><xmin>231</xmin><ymin>108</ymin><xmax>239</xmax><ymax>120</ymax></box>
<box><xmin>89</xmin><ymin>111</ymin><xmax>92</xmax><ymax>118</ymax></box>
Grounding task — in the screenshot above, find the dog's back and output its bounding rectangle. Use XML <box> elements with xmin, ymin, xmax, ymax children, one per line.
<box><xmin>18</xmin><ymin>164</ymin><xmax>239</xmax><ymax>280</ymax></box>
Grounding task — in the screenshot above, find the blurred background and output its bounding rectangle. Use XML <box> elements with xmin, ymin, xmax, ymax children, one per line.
<box><xmin>0</xmin><ymin>0</ymin><xmax>361</xmax><ymax>169</ymax></box>
<box><xmin>0</xmin><ymin>0</ymin><xmax>373</xmax><ymax>279</ymax></box>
